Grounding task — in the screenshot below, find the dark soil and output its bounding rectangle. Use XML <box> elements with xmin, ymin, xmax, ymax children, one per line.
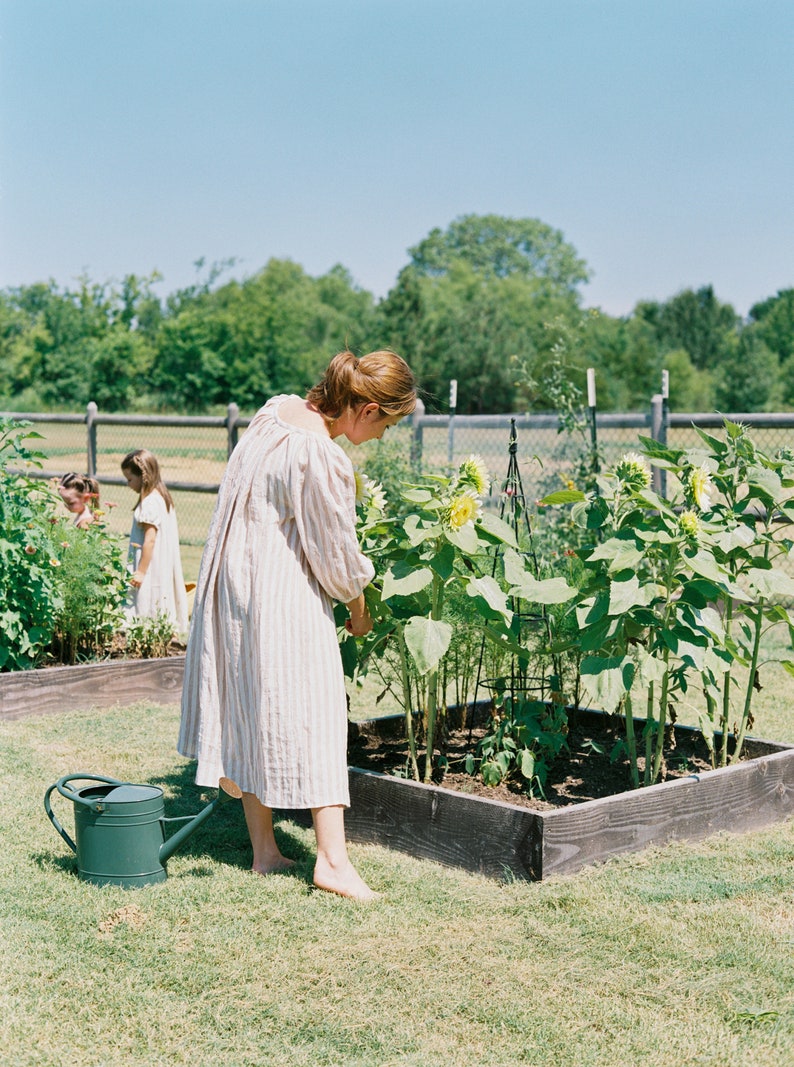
<box><xmin>348</xmin><ymin>709</ymin><xmax>716</xmax><ymax>811</ymax></box>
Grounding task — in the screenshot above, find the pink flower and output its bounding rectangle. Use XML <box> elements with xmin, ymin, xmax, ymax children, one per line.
<box><xmin>24</xmin><ymin>544</ymin><xmax>36</xmax><ymax>555</ymax></box>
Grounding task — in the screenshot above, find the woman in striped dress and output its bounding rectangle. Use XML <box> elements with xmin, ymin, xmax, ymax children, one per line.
<box><xmin>178</xmin><ymin>350</ymin><xmax>416</xmax><ymax>900</ymax></box>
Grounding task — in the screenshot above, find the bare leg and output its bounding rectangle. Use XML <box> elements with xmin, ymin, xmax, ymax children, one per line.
<box><xmin>311</xmin><ymin>805</ymin><xmax>378</xmax><ymax>901</ymax></box>
<box><xmin>241</xmin><ymin>792</ymin><xmax>295</xmax><ymax>875</ymax></box>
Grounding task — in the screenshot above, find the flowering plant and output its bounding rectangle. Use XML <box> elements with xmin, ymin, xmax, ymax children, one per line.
<box><xmin>0</xmin><ymin>420</ymin><xmax>63</xmax><ymax>668</ymax></box>
<box><xmin>347</xmin><ymin>455</ymin><xmax>576</xmax><ymax>783</ymax></box>
<box><xmin>541</xmin><ymin>420</ymin><xmax>794</xmax><ymax>786</ymax></box>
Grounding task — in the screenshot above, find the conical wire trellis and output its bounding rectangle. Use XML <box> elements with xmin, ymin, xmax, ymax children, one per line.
<box><xmin>469</xmin><ymin>419</ymin><xmax>550</xmax><ymax>734</ymax></box>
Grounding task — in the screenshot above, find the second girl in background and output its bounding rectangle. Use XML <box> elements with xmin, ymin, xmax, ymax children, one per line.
<box><xmin>121</xmin><ymin>448</ymin><xmax>188</xmax><ymax>634</ymax></box>
<box><xmin>58</xmin><ymin>472</ymin><xmax>100</xmax><ymax>529</ymax></box>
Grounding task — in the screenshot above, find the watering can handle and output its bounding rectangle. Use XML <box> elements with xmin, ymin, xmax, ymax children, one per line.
<box><xmin>43</xmin><ymin>773</ymin><xmax>125</xmax><ymax>852</ymax></box>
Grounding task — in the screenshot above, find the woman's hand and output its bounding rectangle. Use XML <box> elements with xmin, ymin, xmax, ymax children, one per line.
<box><xmin>129</xmin><ymin>569</ymin><xmax>146</xmax><ymax>588</ymax></box>
<box><xmin>345</xmin><ymin>593</ymin><xmax>373</xmax><ymax>636</ymax></box>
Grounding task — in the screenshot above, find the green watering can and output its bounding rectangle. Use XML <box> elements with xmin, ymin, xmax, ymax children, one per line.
<box><xmin>44</xmin><ymin>773</ymin><xmax>242</xmax><ymax>888</ymax></box>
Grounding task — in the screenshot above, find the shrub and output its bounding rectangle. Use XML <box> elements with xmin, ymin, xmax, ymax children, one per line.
<box><xmin>0</xmin><ymin>420</ymin><xmax>62</xmax><ymax>670</ymax></box>
<box><xmin>50</xmin><ymin>515</ymin><xmax>128</xmax><ymax>664</ymax></box>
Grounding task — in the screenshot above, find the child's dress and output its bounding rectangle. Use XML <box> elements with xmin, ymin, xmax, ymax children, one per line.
<box><xmin>72</xmin><ymin>507</ymin><xmax>93</xmax><ymax>528</ymax></box>
<box><xmin>127</xmin><ymin>490</ymin><xmax>188</xmax><ymax>633</ymax></box>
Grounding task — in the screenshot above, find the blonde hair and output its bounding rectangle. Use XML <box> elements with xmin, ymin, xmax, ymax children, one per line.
<box><xmin>58</xmin><ymin>472</ymin><xmax>100</xmax><ymax>509</ymax></box>
<box><xmin>121</xmin><ymin>449</ymin><xmax>174</xmax><ymax>511</ymax></box>
<box><xmin>306</xmin><ymin>350</ymin><xmax>416</xmax><ymax>421</ymax></box>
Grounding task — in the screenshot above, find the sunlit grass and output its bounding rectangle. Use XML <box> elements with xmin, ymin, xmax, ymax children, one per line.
<box><xmin>2</xmin><ymin>700</ymin><xmax>793</xmax><ymax>1066</ymax></box>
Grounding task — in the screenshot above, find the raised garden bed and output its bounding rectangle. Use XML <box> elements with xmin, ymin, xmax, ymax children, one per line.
<box><xmin>5</xmin><ymin>658</ymin><xmax>793</xmax><ymax>882</ymax></box>
<box><xmin>0</xmin><ymin>656</ymin><xmax>186</xmax><ymax>721</ymax></box>
<box><xmin>345</xmin><ymin>709</ymin><xmax>794</xmax><ymax>882</ymax></box>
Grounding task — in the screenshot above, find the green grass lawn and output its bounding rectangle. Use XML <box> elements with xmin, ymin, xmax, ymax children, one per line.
<box><xmin>2</xmin><ymin>698</ymin><xmax>793</xmax><ymax>1067</ymax></box>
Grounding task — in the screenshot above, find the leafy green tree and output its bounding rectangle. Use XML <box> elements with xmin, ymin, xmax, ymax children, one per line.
<box><xmin>87</xmin><ymin>329</ymin><xmax>155</xmax><ymax>411</ymax></box>
<box><xmin>578</xmin><ymin>312</ymin><xmax>663</xmax><ymax>411</ymax></box>
<box><xmin>749</xmin><ymin>288</ymin><xmax>794</xmax><ymax>364</ymax></box>
<box><xmin>408</xmin><ymin>213</ymin><xmax>590</xmax><ymax>294</ymax></box>
<box><xmin>383</xmin><ymin>215</ymin><xmax>590</xmax><ymax>413</ymax></box>
<box><xmin>635</xmin><ymin>286</ymin><xmax>738</xmax><ymax>371</ymax></box>
<box><xmin>713</xmin><ymin>329</ymin><xmax>781</xmax><ymax>412</ymax></box>
<box><xmin>662</xmin><ymin>349</ymin><xmax>713</xmax><ymax>412</ymax></box>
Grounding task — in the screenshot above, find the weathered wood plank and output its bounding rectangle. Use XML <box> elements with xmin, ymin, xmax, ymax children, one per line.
<box><xmin>538</xmin><ymin>745</ymin><xmax>794</xmax><ymax>879</ymax></box>
<box><xmin>345</xmin><ymin>743</ymin><xmax>794</xmax><ymax>882</ymax></box>
<box><xmin>347</xmin><ymin>768</ymin><xmax>544</xmax><ymax>881</ymax></box>
<box><xmin>0</xmin><ymin>657</ymin><xmax>185</xmax><ymax>720</ymax></box>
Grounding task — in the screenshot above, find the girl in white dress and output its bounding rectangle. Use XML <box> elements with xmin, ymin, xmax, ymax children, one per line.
<box><xmin>178</xmin><ymin>350</ymin><xmax>416</xmax><ymax>900</ymax></box>
<box><xmin>58</xmin><ymin>472</ymin><xmax>99</xmax><ymax>529</ymax></box>
<box><xmin>121</xmin><ymin>449</ymin><xmax>188</xmax><ymax>634</ymax></box>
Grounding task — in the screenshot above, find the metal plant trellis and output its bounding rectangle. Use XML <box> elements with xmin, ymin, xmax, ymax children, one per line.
<box><xmin>469</xmin><ymin>419</ymin><xmax>550</xmax><ymax>733</ymax></box>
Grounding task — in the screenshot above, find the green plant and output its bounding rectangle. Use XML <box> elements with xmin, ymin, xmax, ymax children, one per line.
<box><xmin>542</xmin><ymin>421</ymin><xmax>794</xmax><ymax>787</ymax></box>
<box><xmin>465</xmin><ymin>695</ymin><xmax>568</xmax><ymax>797</ymax></box>
<box><xmin>125</xmin><ymin>611</ymin><xmax>176</xmax><ymax>658</ymax></box>
<box><xmin>50</xmin><ymin>514</ymin><xmax>128</xmax><ymax>663</ymax></box>
<box><xmin>347</xmin><ymin>456</ymin><xmax>576</xmax><ymax>783</ymax></box>
<box><xmin>0</xmin><ymin>419</ymin><xmax>63</xmax><ymax>669</ymax></box>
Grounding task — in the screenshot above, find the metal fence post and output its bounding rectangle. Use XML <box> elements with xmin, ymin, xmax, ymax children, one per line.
<box><xmin>226</xmin><ymin>402</ymin><xmax>240</xmax><ymax>457</ymax></box>
<box><xmin>650</xmin><ymin>393</ymin><xmax>666</xmax><ymax>495</ymax></box>
<box><xmin>447</xmin><ymin>379</ymin><xmax>457</xmax><ymax>471</ymax></box>
<box><xmin>410</xmin><ymin>397</ymin><xmax>425</xmax><ymax>470</ymax></box>
<box><xmin>86</xmin><ymin>401</ymin><xmax>98</xmax><ymax>477</ymax></box>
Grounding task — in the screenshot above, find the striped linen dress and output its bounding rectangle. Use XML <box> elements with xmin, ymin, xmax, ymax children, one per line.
<box><xmin>177</xmin><ymin>395</ymin><xmax>375</xmax><ymax>809</ymax></box>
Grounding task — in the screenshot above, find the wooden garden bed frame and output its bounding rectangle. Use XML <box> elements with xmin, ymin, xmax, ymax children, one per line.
<box><xmin>3</xmin><ymin>658</ymin><xmax>793</xmax><ymax>881</ymax></box>
<box><xmin>346</xmin><ymin>711</ymin><xmax>794</xmax><ymax>881</ymax></box>
<box><xmin>0</xmin><ymin>656</ymin><xmax>186</xmax><ymax>721</ymax></box>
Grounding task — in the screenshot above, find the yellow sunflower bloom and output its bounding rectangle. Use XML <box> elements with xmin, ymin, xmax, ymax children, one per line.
<box><xmin>444</xmin><ymin>489</ymin><xmax>482</xmax><ymax>530</ymax></box>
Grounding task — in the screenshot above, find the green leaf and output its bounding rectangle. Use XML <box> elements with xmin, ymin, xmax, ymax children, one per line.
<box><xmin>580</xmin><ymin>655</ymin><xmax>634</xmax><ymax>713</ymax></box>
<box><xmin>402</xmin><ymin>616</ymin><xmax>453</xmax><ymax>676</ymax></box>
<box><xmin>401</xmin><ymin>488</ymin><xmax>434</xmax><ymax>504</ymax></box>
<box><xmin>539</xmin><ymin>489</ymin><xmax>586</xmax><ymax>505</ymax></box>
<box><xmin>571</xmin><ymin>495</ymin><xmax>610</xmax><ymax>529</ymax></box>
<box><xmin>747</xmin><ymin>567</ymin><xmax>794</xmax><ymax>600</ymax></box>
<box><xmin>403</xmin><ymin>514</ymin><xmax>443</xmax><ymax>546</ymax></box>
<box><xmin>508</xmin><ymin>573</ymin><xmax>576</xmax><ymax>605</ymax></box>
<box><xmin>444</xmin><ymin>523</ymin><xmax>480</xmax><ymax>554</ymax></box>
<box><xmin>428</xmin><ymin>541</ymin><xmax>456</xmax><ymax>580</ymax></box>
<box><xmin>608</xmin><ymin>575</ymin><xmax>644</xmax><ymax>616</ymax></box>
<box><xmin>381</xmin><ymin>563</ymin><xmax>434</xmax><ymax>600</ymax></box>
<box><xmin>636</xmin><ymin>649</ymin><xmax>668</xmax><ymax>686</ymax></box>
<box><xmin>713</xmin><ymin>525</ymin><xmax>755</xmax><ymax>553</ymax></box>
<box><xmin>520</xmin><ymin>748</ymin><xmax>536</xmax><ymax>781</ymax></box>
<box><xmin>339</xmin><ymin>634</ymin><xmax>359</xmax><ymax>678</ymax></box>
<box><xmin>781</xmin><ymin>661</ymin><xmax>794</xmax><ymax>678</ymax></box>
<box><xmin>466</xmin><ymin>575</ymin><xmax>512</xmax><ymax>623</ymax></box>
<box><xmin>587</xmin><ymin>536</ymin><xmax>644</xmax><ymax>574</ymax></box>
<box><xmin>476</xmin><ymin>510</ymin><xmax>518</xmax><ymax>547</ymax></box>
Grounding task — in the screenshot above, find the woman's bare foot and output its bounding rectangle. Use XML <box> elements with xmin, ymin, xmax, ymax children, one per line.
<box><xmin>251</xmin><ymin>854</ymin><xmax>296</xmax><ymax>876</ymax></box>
<box><xmin>313</xmin><ymin>856</ymin><xmax>379</xmax><ymax>901</ymax></box>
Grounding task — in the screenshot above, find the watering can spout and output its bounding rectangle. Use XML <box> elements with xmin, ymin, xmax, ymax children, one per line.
<box><xmin>158</xmin><ymin>777</ymin><xmax>243</xmax><ymax>864</ymax></box>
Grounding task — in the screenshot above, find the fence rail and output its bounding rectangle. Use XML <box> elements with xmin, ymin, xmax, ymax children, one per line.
<box><xmin>4</xmin><ymin>399</ymin><xmax>794</xmax><ymax>583</ymax></box>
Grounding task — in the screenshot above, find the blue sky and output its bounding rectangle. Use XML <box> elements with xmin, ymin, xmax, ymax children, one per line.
<box><xmin>1</xmin><ymin>0</ymin><xmax>792</xmax><ymax>317</ymax></box>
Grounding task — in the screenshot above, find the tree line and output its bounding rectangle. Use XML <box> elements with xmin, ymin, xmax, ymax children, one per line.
<box><xmin>1</xmin><ymin>214</ymin><xmax>792</xmax><ymax>416</ymax></box>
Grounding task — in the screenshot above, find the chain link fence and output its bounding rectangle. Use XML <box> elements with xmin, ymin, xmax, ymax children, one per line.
<box><xmin>4</xmin><ymin>403</ymin><xmax>794</xmax><ymax>584</ymax></box>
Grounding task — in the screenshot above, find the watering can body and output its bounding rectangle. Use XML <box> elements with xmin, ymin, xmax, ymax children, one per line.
<box><xmin>44</xmin><ymin>773</ymin><xmax>240</xmax><ymax>888</ymax></box>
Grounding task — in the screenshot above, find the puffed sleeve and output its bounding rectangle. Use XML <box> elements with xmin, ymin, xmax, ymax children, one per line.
<box><xmin>293</xmin><ymin>438</ymin><xmax>375</xmax><ymax>603</ymax></box>
<box><xmin>135</xmin><ymin>492</ymin><xmax>165</xmax><ymax>529</ymax></box>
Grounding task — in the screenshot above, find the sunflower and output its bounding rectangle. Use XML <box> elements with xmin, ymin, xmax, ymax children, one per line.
<box><xmin>354</xmin><ymin>470</ymin><xmax>387</xmax><ymax>513</ymax></box>
<box><xmin>678</xmin><ymin>509</ymin><xmax>700</xmax><ymax>539</ymax></box>
<box><xmin>456</xmin><ymin>454</ymin><xmax>489</xmax><ymax>495</ymax></box>
<box><xmin>613</xmin><ymin>452</ymin><xmax>651</xmax><ymax>489</ymax></box>
<box><xmin>444</xmin><ymin>489</ymin><xmax>482</xmax><ymax>530</ymax></box>
<box><xmin>687</xmin><ymin>465</ymin><xmax>714</xmax><ymax>511</ymax></box>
